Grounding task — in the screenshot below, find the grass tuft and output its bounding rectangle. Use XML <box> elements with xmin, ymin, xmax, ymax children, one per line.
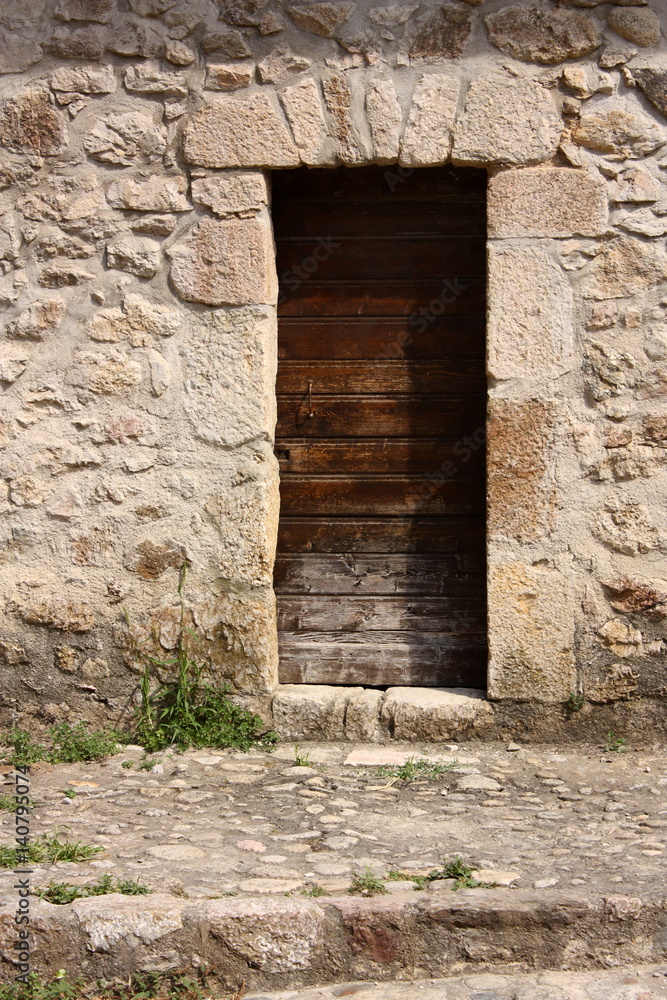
<box><xmin>35</xmin><ymin>874</ymin><xmax>150</xmax><ymax>905</ymax></box>
<box><xmin>4</xmin><ymin>723</ymin><xmax>130</xmax><ymax>768</ymax></box>
<box><xmin>375</xmin><ymin>756</ymin><xmax>458</xmax><ymax>782</ymax></box>
<box><xmin>348</xmin><ymin>866</ymin><xmax>388</xmax><ymax>897</ymax></box>
<box><xmin>0</xmin><ymin>834</ymin><xmax>104</xmax><ymax>869</ymax></box>
<box><xmin>604</xmin><ymin>730</ymin><xmax>627</xmax><ymax>753</ymax></box>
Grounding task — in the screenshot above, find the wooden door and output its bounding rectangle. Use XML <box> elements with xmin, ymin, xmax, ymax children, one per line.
<box><xmin>273</xmin><ymin>166</ymin><xmax>487</xmax><ymax>688</ymax></box>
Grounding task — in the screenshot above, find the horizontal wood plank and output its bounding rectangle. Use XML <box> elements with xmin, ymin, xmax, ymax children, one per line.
<box><xmin>278</xmin><ymin>279</ymin><xmax>485</xmax><ymax>317</ymax></box>
<box><xmin>277</xmin><ymin>317</ymin><xmax>485</xmax><ymax>359</ymax></box>
<box><xmin>277</xmin><ymin>596</ymin><xmax>486</xmax><ymax>631</ymax></box>
<box><xmin>272</xmin><ymin>164</ymin><xmax>487</xmax><ymax>200</ymax></box>
<box><xmin>277</xmin><ymin>516</ymin><xmax>485</xmax><ymax>553</ymax></box>
<box><xmin>276</xmin><ymin>360</ymin><xmax>485</xmax><ymax>395</ymax></box>
<box><xmin>279</xmin><ymin>477</ymin><xmax>485</xmax><ymax>516</ymax></box>
<box><xmin>275</xmin><ymin>439</ymin><xmax>485</xmax><ymax>475</ymax></box>
<box><xmin>278</xmin><ymin>641</ymin><xmax>488</xmax><ymax>687</ymax></box>
<box><xmin>274</xmin><ymin>553</ymin><xmax>485</xmax><ymax>596</ymax></box>
<box><xmin>277</xmin><ymin>237</ymin><xmax>485</xmax><ymax>281</ymax></box>
<box><xmin>276</xmin><ymin>396</ymin><xmax>486</xmax><ymax>438</ymax></box>
<box><xmin>273</xmin><ymin>199</ymin><xmax>486</xmax><ymax>238</ymax></box>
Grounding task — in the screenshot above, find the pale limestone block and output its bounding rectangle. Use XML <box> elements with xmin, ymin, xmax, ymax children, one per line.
<box><xmin>608</xmin><ymin>6</ymin><xmax>661</xmax><ymax>48</ymax></box>
<box><xmin>488</xmin><ymin>167</ymin><xmax>608</xmax><ymax>238</ymax></box>
<box><xmin>124</xmin><ymin>62</ymin><xmax>188</xmax><ymax>98</ymax></box>
<box><xmin>0</xmin><ymin>30</ymin><xmax>43</xmax><ymax>73</ymax></box>
<box><xmin>452</xmin><ymin>75</ymin><xmax>562</xmax><ymax>166</ymax></box>
<box><xmin>485</xmin><ymin>5</ymin><xmax>601</xmax><ymax>64</ymax></box>
<box><xmin>381</xmin><ymin>688</ymin><xmax>493</xmax><ymax>740</ymax></box>
<box><xmin>287</xmin><ymin>2</ymin><xmax>355</xmax><ymax>37</ymax></box>
<box><xmin>193</xmin><ymin>590</ymin><xmax>279</xmax><ymax>694</ymax></box>
<box><xmin>610</xmin><ymin>166</ymin><xmax>661</xmax><ymax>203</ymax></box>
<box><xmin>572</xmin><ymin>98</ymin><xmax>665</xmax><ymax>158</ymax></box>
<box><xmin>272</xmin><ymin>684</ymin><xmax>357</xmax><ymax>739</ymax></box>
<box><xmin>322</xmin><ymin>74</ymin><xmax>372</xmax><ymax>164</ymax></box>
<box><xmin>206</xmin><ymin>473</ymin><xmax>280</xmax><ymax>587</ymax></box>
<box><xmin>581</xmin><ymin>235</ymin><xmax>667</xmax><ymax>299</ymax></box>
<box><xmin>203</xmin><ymin>897</ymin><xmax>326</xmax><ymax>971</ymax></box>
<box><xmin>366</xmin><ymin>77</ymin><xmax>402</xmax><ymax>163</ymax></box>
<box><xmin>399</xmin><ymin>74</ymin><xmax>459</xmax><ymax>167</ymax></box>
<box><xmin>488</xmin><ymin>246</ymin><xmax>573</xmax><ymax>379</ymax></box>
<box><xmin>106</xmin><ymin>234</ymin><xmax>161</xmax><ymax>278</ymax></box>
<box><xmin>205</xmin><ymin>62</ymin><xmax>254</xmax><ymax>91</ymax></box>
<box><xmin>184</xmin><ymin>94</ymin><xmax>299</xmax><ymax>168</ymax></box>
<box><xmin>344</xmin><ymin>688</ymin><xmax>384</xmax><ymax>741</ymax></box>
<box><xmin>147</xmin><ymin>349</ymin><xmax>170</xmax><ymax>396</ymax></box>
<box><xmin>71</xmin><ymin>894</ymin><xmax>185</xmax><ymax>952</ymax></box>
<box><xmin>281</xmin><ymin>76</ymin><xmax>331</xmax><ymax>165</ymax></box>
<box><xmin>168</xmin><ymin>217</ymin><xmax>276</xmax><ymax>306</ymax></box>
<box><xmin>180</xmin><ymin>307</ymin><xmax>276</xmax><ymax>448</ymax></box>
<box><xmin>191</xmin><ymin>171</ymin><xmax>267</xmax><ymax>217</ymax></box>
<box><xmin>488</xmin><ymin>562</ymin><xmax>576</xmax><ymax>703</ymax></box>
<box><xmin>84</xmin><ymin>111</ymin><xmax>166</xmax><ymax>165</ymax></box>
<box><xmin>50</xmin><ymin>64</ymin><xmax>116</xmax><ymax>93</ymax></box>
<box><xmin>258</xmin><ymin>49</ymin><xmax>311</xmax><ymax>84</ymax></box>
<box><xmin>6</xmin><ymin>299</ymin><xmax>66</xmax><ymax>340</ymax></box>
<box><xmin>106</xmin><ymin>174</ymin><xmax>190</xmax><ymax>212</ymax></box>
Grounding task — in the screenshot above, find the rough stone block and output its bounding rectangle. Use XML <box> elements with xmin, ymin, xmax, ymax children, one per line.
<box><xmin>272</xmin><ymin>684</ymin><xmax>357</xmax><ymax>739</ymax></box>
<box><xmin>203</xmin><ymin>897</ymin><xmax>326</xmax><ymax>971</ymax></box>
<box><xmin>485</xmin><ymin>6</ymin><xmax>601</xmax><ymax>64</ymax></box>
<box><xmin>487</xmin><ymin>399</ymin><xmax>557</xmax><ymax>544</ymax></box>
<box><xmin>71</xmin><ymin>893</ymin><xmax>186</xmax><ymax>953</ymax></box>
<box><xmin>608</xmin><ymin>7</ymin><xmax>661</xmax><ymax>48</ymax></box>
<box><xmin>381</xmin><ymin>687</ymin><xmax>493</xmax><ymax>740</ymax></box>
<box><xmin>323</xmin><ymin>74</ymin><xmax>371</xmax><ymax>164</ymax></box>
<box><xmin>581</xmin><ymin>235</ymin><xmax>667</xmax><ymax>300</ymax></box>
<box><xmin>487</xmin><ymin>246</ymin><xmax>573</xmax><ymax>379</ymax></box>
<box><xmin>366</xmin><ymin>77</ymin><xmax>402</xmax><ymax>163</ymax></box>
<box><xmin>488</xmin><ymin>167</ymin><xmax>608</xmax><ymax>238</ymax></box>
<box><xmin>192</xmin><ymin>590</ymin><xmax>279</xmax><ymax>694</ymax></box>
<box><xmin>488</xmin><ymin>562</ymin><xmax>576</xmax><ymax>703</ymax></box>
<box><xmin>106</xmin><ymin>234</ymin><xmax>161</xmax><ymax>278</ymax></box>
<box><xmin>184</xmin><ymin>94</ymin><xmax>299</xmax><ymax>168</ymax></box>
<box><xmin>51</xmin><ymin>64</ymin><xmax>116</xmax><ymax>93</ymax></box>
<box><xmin>406</xmin><ymin>4</ymin><xmax>471</xmax><ymax>60</ymax></box>
<box><xmin>452</xmin><ymin>76</ymin><xmax>562</xmax><ymax>165</ymax></box>
<box><xmin>287</xmin><ymin>2</ymin><xmax>354</xmax><ymax>37</ymax></box>
<box><xmin>168</xmin><ymin>217</ymin><xmax>276</xmax><ymax>306</ymax></box>
<box><xmin>191</xmin><ymin>171</ymin><xmax>267</xmax><ymax>217</ymax></box>
<box><xmin>205</xmin><ymin>61</ymin><xmax>254</xmax><ymax>91</ymax></box>
<box><xmin>344</xmin><ymin>688</ymin><xmax>384</xmax><ymax>741</ymax></box>
<box><xmin>281</xmin><ymin>76</ymin><xmax>332</xmax><ymax>165</ymax></box>
<box><xmin>399</xmin><ymin>74</ymin><xmax>459</xmax><ymax>167</ymax></box>
<box><xmin>180</xmin><ymin>306</ymin><xmax>276</xmax><ymax>448</ymax></box>
<box><xmin>572</xmin><ymin>99</ymin><xmax>665</xmax><ymax>158</ymax></box>
<box><xmin>106</xmin><ymin>174</ymin><xmax>190</xmax><ymax>212</ymax></box>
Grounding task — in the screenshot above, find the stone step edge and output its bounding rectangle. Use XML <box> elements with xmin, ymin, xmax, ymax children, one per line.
<box><xmin>1</xmin><ymin>888</ymin><xmax>666</xmax><ymax>991</ymax></box>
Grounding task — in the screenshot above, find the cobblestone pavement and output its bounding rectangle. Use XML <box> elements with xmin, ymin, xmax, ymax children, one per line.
<box><xmin>244</xmin><ymin>967</ymin><xmax>667</xmax><ymax>1000</ymax></box>
<box><xmin>2</xmin><ymin>740</ymin><xmax>666</xmax><ymax>898</ymax></box>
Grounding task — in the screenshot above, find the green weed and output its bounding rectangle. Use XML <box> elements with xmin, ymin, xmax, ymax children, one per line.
<box><xmin>566</xmin><ymin>693</ymin><xmax>585</xmax><ymax>714</ymax></box>
<box><xmin>302</xmin><ymin>884</ymin><xmax>328</xmax><ymax>897</ymax></box>
<box><xmin>35</xmin><ymin>874</ymin><xmax>150</xmax><ymax>905</ymax></box>
<box><xmin>605</xmin><ymin>731</ymin><xmax>627</xmax><ymax>753</ymax></box>
<box><xmin>129</xmin><ymin>564</ymin><xmax>277</xmax><ymax>754</ymax></box>
<box><xmin>0</xmin><ymin>794</ymin><xmax>18</xmax><ymax>811</ymax></box>
<box><xmin>0</xmin><ymin>968</ymin><xmax>235</xmax><ymax>1000</ymax></box>
<box><xmin>376</xmin><ymin>756</ymin><xmax>458</xmax><ymax>782</ymax></box>
<box><xmin>429</xmin><ymin>855</ymin><xmax>494</xmax><ymax>890</ymax></box>
<box><xmin>0</xmin><ymin>834</ymin><xmax>104</xmax><ymax>868</ymax></box>
<box><xmin>3</xmin><ymin>723</ymin><xmax>128</xmax><ymax>768</ymax></box>
<box><xmin>121</xmin><ymin>761</ymin><xmax>134</xmax><ymax>769</ymax></box>
<box><xmin>386</xmin><ymin>870</ymin><xmax>428</xmax><ymax>889</ymax></box>
<box><xmin>0</xmin><ymin>970</ymin><xmax>82</xmax><ymax>1000</ymax></box>
<box><xmin>348</xmin><ymin>867</ymin><xmax>388</xmax><ymax>897</ymax></box>
<box><xmin>293</xmin><ymin>744</ymin><xmax>311</xmax><ymax>767</ymax></box>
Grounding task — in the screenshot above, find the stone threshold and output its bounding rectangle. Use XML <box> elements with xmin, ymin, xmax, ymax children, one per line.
<box><xmin>2</xmin><ymin>889</ymin><xmax>665</xmax><ymax>991</ymax></box>
<box><xmin>271</xmin><ymin>685</ymin><xmax>492</xmax><ymax>742</ymax></box>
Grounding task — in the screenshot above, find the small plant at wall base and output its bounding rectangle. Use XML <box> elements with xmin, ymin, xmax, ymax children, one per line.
<box><xmin>604</xmin><ymin>731</ymin><xmax>627</xmax><ymax>753</ymax></box>
<box><xmin>3</xmin><ymin>722</ymin><xmax>131</xmax><ymax>767</ymax></box>
<box><xmin>127</xmin><ymin>563</ymin><xmax>277</xmax><ymax>754</ymax></box>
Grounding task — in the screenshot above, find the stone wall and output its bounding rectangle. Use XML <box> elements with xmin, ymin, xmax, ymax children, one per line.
<box><xmin>1</xmin><ymin>0</ymin><xmax>667</xmax><ymax>736</ymax></box>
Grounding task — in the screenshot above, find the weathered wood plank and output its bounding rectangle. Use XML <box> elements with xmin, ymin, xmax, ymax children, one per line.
<box><xmin>273</xmin><ymin>200</ymin><xmax>486</xmax><ymax>238</ymax></box>
<box><xmin>279</xmin><ymin>477</ymin><xmax>485</xmax><ymax>516</ymax></box>
<box><xmin>277</xmin><ymin>237</ymin><xmax>485</xmax><ymax>281</ymax></box>
<box><xmin>276</xmin><ymin>396</ymin><xmax>486</xmax><ymax>438</ymax></box>
<box><xmin>274</xmin><ymin>553</ymin><xmax>486</xmax><ymax>596</ymax></box>
<box><xmin>278</xmin><ymin>279</ymin><xmax>485</xmax><ymax>318</ymax></box>
<box><xmin>272</xmin><ymin>164</ymin><xmax>487</xmax><ymax>200</ymax></box>
<box><xmin>277</xmin><ymin>317</ymin><xmax>484</xmax><ymax>359</ymax></box>
<box><xmin>276</xmin><ymin>517</ymin><xmax>485</xmax><ymax>553</ymax></box>
<box><xmin>275</xmin><ymin>360</ymin><xmax>485</xmax><ymax>395</ymax></box>
<box><xmin>277</xmin><ymin>641</ymin><xmax>488</xmax><ymax>687</ymax></box>
<box><xmin>275</xmin><ymin>440</ymin><xmax>486</xmax><ymax>475</ymax></box>
<box><xmin>277</xmin><ymin>596</ymin><xmax>487</xmax><ymax>631</ymax></box>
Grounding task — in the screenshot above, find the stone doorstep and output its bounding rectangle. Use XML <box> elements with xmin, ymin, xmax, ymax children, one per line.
<box><xmin>1</xmin><ymin>889</ymin><xmax>665</xmax><ymax>991</ymax></box>
<box><xmin>271</xmin><ymin>685</ymin><xmax>494</xmax><ymax>742</ymax></box>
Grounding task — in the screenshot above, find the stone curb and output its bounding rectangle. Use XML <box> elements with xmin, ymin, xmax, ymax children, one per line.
<box><xmin>1</xmin><ymin>889</ymin><xmax>666</xmax><ymax>991</ymax></box>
